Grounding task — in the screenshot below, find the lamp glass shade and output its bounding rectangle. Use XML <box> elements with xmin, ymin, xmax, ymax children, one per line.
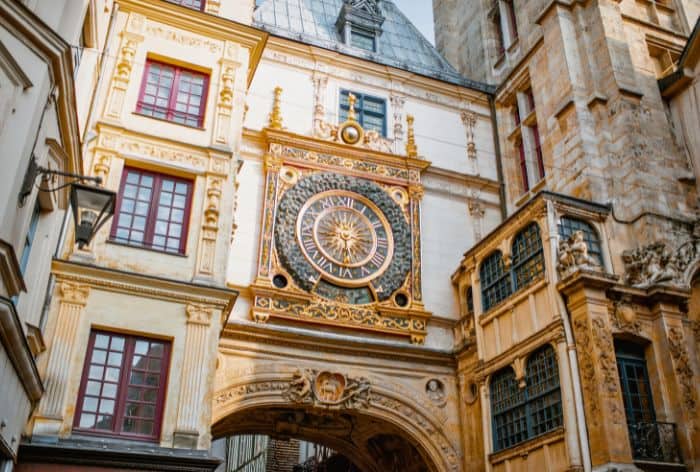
<box><xmin>70</xmin><ymin>182</ymin><xmax>116</xmax><ymax>248</ymax></box>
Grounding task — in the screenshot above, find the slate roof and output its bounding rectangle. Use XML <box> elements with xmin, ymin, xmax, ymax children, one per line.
<box><xmin>253</xmin><ymin>0</ymin><xmax>493</xmax><ymax>93</ymax></box>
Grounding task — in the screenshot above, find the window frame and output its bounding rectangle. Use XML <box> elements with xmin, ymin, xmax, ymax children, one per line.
<box><xmin>480</xmin><ymin>251</ymin><xmax>512</xmax><ymax>312</ymax></box>
<box><xmin>109</xmin><ymin>166</ymin><xmax>194</xmax><ymax>255</ymax></box>
<box><xmin>511</xmin><ymin>223</ymin><xmax>545</xmax><ymax>291</ymax></box>
<box><xmin>339</xmin><ymin>90</ymin><xmax>387</xmax><ymax>137</ymax></box>
<box><xmin>491</xmin><ymin>345</ymin><xmax>563</xmax><ymax>452</ymax></box>
<box><xmin>615</xmin><ymin>340</ymin><xmax>656</xmax><ymax>425</ymax></box>
<box><xmin>136</xmin><ymin>59</ymin><xmax>210</xmax><ymax>128</ymax></box>
<box><xmin>73</xmin><ymin>330</ymin><xmax>171</xmax><ymax>441</ymax></box>
<box><xmin>350</xmin><ymin>27</ymin><xmax>376</xmax><ymax>52</ymax></box>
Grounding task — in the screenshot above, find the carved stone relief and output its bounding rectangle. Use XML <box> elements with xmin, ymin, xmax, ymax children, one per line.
<box><xmin>622</xmin><ymin>238</ymin><xmax>700</xmax><ymax>288</ymax></box>
<box><xmin>667</xmin><ymin>327</ymin><xmax>697</xmax><ymax>416</ymax></box>
<box><xmin>610</xmin><ymin>301</ymin><xmax>642</xmax><ymax>334</ymax></box>
<box><xmin>425</xmin><ymin>379</ymin><xmax>446</xmax><ymax>407</ymax></box>
<box><xmin>557</xmin><ymin>230</ymin><xmax>601</xmax><ymax>278</ymax></box>
<box><xmin>283</xmin><ymin>369</ymin><xmax>371</xmax><ymax>410</ymax></box>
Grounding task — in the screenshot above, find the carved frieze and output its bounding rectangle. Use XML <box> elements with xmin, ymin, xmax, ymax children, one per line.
<box><xmin>622</xmin><ymin>238</ymin><xmax>700</xmax><ymax>288</ymax></box>
<box><xmin>283</xmin><ymin>369</ymin><xmax>371</xmax><ymax>409</ymax></box>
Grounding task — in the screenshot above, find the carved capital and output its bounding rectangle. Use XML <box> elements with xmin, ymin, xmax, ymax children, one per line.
<box><xmin>59</xmin><ymin>282</ymin><xmax>90</xmax><ymax>306</ymax></box>
<box><xmin>186</xmin><ymin>304</ymin><xmax>213</xmax><ymax>326</ymax></box>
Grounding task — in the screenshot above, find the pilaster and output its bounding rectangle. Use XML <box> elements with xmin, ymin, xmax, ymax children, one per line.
<box><xmin>212</xmin><ymin>42</ymin><xmax>242</xmax><ymax>148</ymax></box>
<box><xmin>173</xmin><ymin>303</ymin><xmax>214</xmax><ymax>449</ymax></box>
<box><xmin>104</xmin><ymin>13</ymin><xmax>145</xmax><ymax>122</ymax></box>
<box><xmin>555</xmin><ymin>339</ymin><xmax>583</xmax><ymax>471</ymax></box>
<box><xmin>194</xmin><ymin>171</ymin><xmax>225</xmax><ymax>282</ymax></box>
<box><xmin>32</xmin><ymin>282</ymin><xmax>90</xmax><ymax>437</ymax></box>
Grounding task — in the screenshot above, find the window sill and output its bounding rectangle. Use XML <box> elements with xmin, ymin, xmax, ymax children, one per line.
<box><xmin>71</xmin><ymin>428</ymin><xmax>159</xmax><ymax>444</ymax></box>
<box><xmin>493</xmin><ymin>52</ymin><xmax>506</xmax><ymax>69</ymax></box>
<box><xmin>506</xmin><ymin>37</ymin><xmax>519</xmax><ymax>54</ymax></box>
<box><xmin>489</xmin><ymin>427</ymin><xmax>565</xmax><ymax>465</ymax></box>
<box><xmin>106</xmin><ymin>239</ymin><xmax>188</xmax><ymax>258</ymax></box>
<box><xmin>132</xmin><ymin>111</ymin><xmax>205</xmax><ymax>131</ymax></box>
<box><xmin>514</xmin><ymin>177</ymin><xmax>547</xmax><ymax>208</ymax></box>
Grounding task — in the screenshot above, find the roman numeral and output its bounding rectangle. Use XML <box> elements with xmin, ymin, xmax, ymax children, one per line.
<box><xmin>370</xmin><ymin>252</ymin><xmax>385</xmax><ymax>268</ymax></box>
<box><xmin>340</xmin><ymin>267</ymin><xmax>352</xmax><ymax>278</ymax></box>
<box><xmin>320</xmin><ymin>198</ymin><xmax>334</xmax><ymax>209</ymax></box>
<box><xmin>338</xmin><ymin>196</ymin><xmax>354</xmax><ymax>208</ymax></box>
<box><xmin>377</xmin><ymin>237</ymin><xmax>388</xmax><ymax>248</ymax></box>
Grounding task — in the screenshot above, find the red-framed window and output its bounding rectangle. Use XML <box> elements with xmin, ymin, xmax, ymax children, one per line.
<box><xmin>164</xmin><ymin>0</ymin><xmax>205</xmax><ymax>11</ymax></box>
<box><xmin>74</xmin><ymin>330</ymin><xmax>171</xmax><ymax>441</ymax></box>
<box><xmin>110</xmin><ymin>167</ymin><xmax>193</xmax><ymax>254</ymax></box>
<box><xmin>532</xmin><ymin>125</ymin><xmax>545</xmax><ymax>180</ymax></box>
<box><xmin>136</xmin><ymin>60</ymin><xmax>209</xmax><ymax>128</ymax></box>
<box><xmin>518</xmin><ymin>139</ymin><xmax>529</xmax><ymax>192</ymax></box>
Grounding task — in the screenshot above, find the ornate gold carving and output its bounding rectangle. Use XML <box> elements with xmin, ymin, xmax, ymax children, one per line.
<box><xmin>92</xmin><ymin>154</ymin><xmax>112</xmax><ymax>182</ymax></box>
<box><xmin>268</xmin><ymin>86</ymin><xmax>284</xmax><ymax>130</ymax></box>
<box><xmin>667</xmin><ymin>327</ymin><xmax>697</xmax><ymax>415</ymax></box>
<box><xmin>59</xmin><ymin>282</ymin><xmax>90</xmax><ymax>306</ymax></box>
<box><xmin>405</xmin><ymin>115</ymin><xmax>418</xmax><ymax>158</ymax></box>
<box><xmin>204</xmin><ymin>177</ymin><xmax>222</xmax><ymax>226</ymax></box>
<box><xmin>283</xmin><ymin>369</ymin><xmax>371</xmax><ymax>409</ymax></box>
<box><xmin>186</xmin><ymin>303</ymin><xmax>213</xmax><ymax>325</ymax></box>
<box><xmin>116</xmin><ymin>39</ymin><xmax>137</xmax><ymax>79</ymax></box>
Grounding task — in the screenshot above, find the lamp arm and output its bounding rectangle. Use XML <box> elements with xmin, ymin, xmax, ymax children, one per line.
<box><xmin>35</xmin><ymin>165</ymin><xmax>103</xmax><ymax>185</ymax></box>
<box><xmin>19</xmin><ymin>156</ymin><xmax>102</xmax><ymax>206</ymax></box>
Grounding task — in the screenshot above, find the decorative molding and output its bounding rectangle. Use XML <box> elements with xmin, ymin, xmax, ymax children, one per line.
<box><xmin>185</xmin><ymin>303</ymin><xmax>214</xmax><ymax>326</ymax></box>
<box><xmin>0</xmin><ymin>297</ymin><xmax>43</xmax><ymax>402</ymax></box>
<box><xmin>0</xmin><ymin>239</ymin><xmax>26</xmax><ymax>297</ymax></box>
<box><xmin>145</xmin><ymin>23</ymin><xmax>222</xmax><ymax>53</ymax></box>
<box><xmin>461</xmin><ymin>110</ymin><xmax>478</xmax><ymax>175</ymax></box>
<box><xmin>610</xmin><ymin>301</ymin><xmax>642</xmax><ymax>334</ymax></box>
<box><xmin>666</xmin><ymin>327</ymin><xmax>697</xmax><ymax>416</ymax></box>
<box><xmin>283</xmin><ymin>369</ymin><xmax>371</xmax><ymax>409</ymax></box>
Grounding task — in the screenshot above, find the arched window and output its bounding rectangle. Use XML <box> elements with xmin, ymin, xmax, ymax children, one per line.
<box><xmin>558</xmin><ymin>216</ymin><xmax>603</xmax><ymax>265</ymax></box>
<box><xmin>491</xmin><ymin>345</ymin><xmax>562</xmax><ymax>452</ymax></box>
<box><xmin>490</xmin><ymin>367</ymin><xmax>526</xmax><ymax>451</ymax></box>
<box><xmin>480</xmin><ymin>251</ymin><xmax>512</xmax><ymax>312</ymax></box>
<box><xmin>512</xmin><ymin>223</ymin><xmax>545</xmax><ymax>290</ymax></box>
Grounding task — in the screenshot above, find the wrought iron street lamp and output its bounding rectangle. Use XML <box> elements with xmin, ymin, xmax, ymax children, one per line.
<box><xmin>19</xmin><ymin>156</ymin><xmax>116</xmax><ymax>248</ymax></box>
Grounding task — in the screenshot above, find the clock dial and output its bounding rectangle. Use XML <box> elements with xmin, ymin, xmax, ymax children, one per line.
<box><xmin>296</xmin><ymin>190</ymin><xmax>393</xmax><ymax>286</ymax></box>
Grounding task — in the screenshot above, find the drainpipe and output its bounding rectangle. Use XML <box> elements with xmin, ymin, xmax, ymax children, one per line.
<box><xmin>488</xmin><ymin>95</ymin><xmax>507</xmax><ymax>220</ymax></box>
<box><xmin>546</xmin><ymin>201</ymin><xmax>592</xmax><ymax>472</ymax></box>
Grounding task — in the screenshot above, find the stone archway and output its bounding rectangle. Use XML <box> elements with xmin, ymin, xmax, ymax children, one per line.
<box><xmin>211</xmin><ymin>368</ymin><xmax>461</xmax><ymax>472</ymax></box>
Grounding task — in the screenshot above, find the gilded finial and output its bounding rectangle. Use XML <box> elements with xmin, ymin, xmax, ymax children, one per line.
<box><xmin>268</xmin><ymin>86</ymin><xmax>283</xmax><ymax>129</ymax></box>
<box><xmin>347</xmin><ymin>93</ymin><xmax>357</xmax><ymax>122</ymax></box>
<box><xmin>406</xmin><ymin>114</ymin><xmax>418</xmax><ymax>158</ymax></box>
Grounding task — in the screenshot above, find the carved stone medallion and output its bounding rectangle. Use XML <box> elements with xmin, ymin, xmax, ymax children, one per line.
<box><xmin>283</xmin><ymin>369</ymin><xmax>371</xmax><ymax>409</ymax></box>
<box><xmin>275</xmin><ymin>172</ymin><xmax>411</xmax><ymax>303</ymax></box>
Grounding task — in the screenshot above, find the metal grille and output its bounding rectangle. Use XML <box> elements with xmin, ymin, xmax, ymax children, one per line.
<box><xmin>491</xmin><ymin>345</ymin><xmax>562</xmax><ymax>452</ymax></box>
<box><xmin>558</xmin><ymin>217</ymin><xmax>603</xmax><ymax>265</ymax></box>
<box><xmin>480</xmin><ymin>251</ymin><xmax>512</xmax><ymax>312</ymax></box>
<box><xmin>512</xmin><ymin>223</ymin><xmax>544</xmax><ymax>290</ymax></box>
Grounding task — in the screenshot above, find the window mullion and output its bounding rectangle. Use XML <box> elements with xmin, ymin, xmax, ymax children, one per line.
<box><xmin>113</xmin><ymin>336</ymin><xmax>133</xmax><ymax>435</ymax></box>
<box><xmin>144</xmin><ymin>175</ymin><xmax>162</xmax><ymax>247</ymax></box>
<box><xmin>168</xmin><ymin>69</ymin><xmax>181</xmax><ymax>122</ymax></box>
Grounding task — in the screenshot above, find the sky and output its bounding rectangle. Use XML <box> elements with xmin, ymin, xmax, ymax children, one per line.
<box><xmin>392</xmin><ymin>0</ymin><xmax>435</xmax><ymax>45</ymax></box>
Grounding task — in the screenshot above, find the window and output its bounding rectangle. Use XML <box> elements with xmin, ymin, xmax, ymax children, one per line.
<box><xmin>505</xmin><ymin>0</ymin><xmax>518</xmax><ymax>42</ymax></box>
<box><xmin>74</xmin><ymin>331</ymin><xmax>170</xmax><ymax>440</ymax></box>
<box><xmin>616</xmin><ymin>341</ymin><xmax>655</xmax><ymax>426</ymax></box>
<box><xmin>511</xmin><ymin>87</ymin><xmax>545</xmax><ymax>193</ymax></box>
<box><xmin>350</xmin><ymin>28</ymin><xmax>376</xmax><ymax>52</ymax></box>
<box><xmin>480</xmin><ymin>251</ymin><xmax>512</xmax><ymax>312</ymax></box>
<box><xmin>19</xmin><ymin>201</ymin><xmax>41</xmax><ymax>274</ymax></box>
<box><xmin>466</xmin><ymin>287</ymin><xmax>474</xmax><ymax>316</ymax></box>
<box><xmin>490</xmin><ymin>6</ymin><xmax>505</xmax><ymax>56</ymax></box>
<box><xmin>512</xmin><ymin>223</ymin><xmax>545</xmax><ymax>290</ymax></box>
<box><xmin>111</xmin><ymin>167</ymin><xmax>193</xmax><ymax>254</ymax></box>
<box><xmin>339</xmin><ymin>90</ymin><xmax>386</xmax><ymax>136</ymax></box>
<box><xmin>137</xmin><ymin>60</ymin><xmax>209</xmax><ymax>128</ymax></box>
<box><xmin>164</xmin><ymin>0</ymin><xmax>205</xmax><ymax>11</ymax></box>
<box><xmin>491</xmin><ymin>345</ymin><xmax>562</xmax><ymax>452</ymax></box>
<box><xmin>558</xmin><ymin>217</ymin><xmax>603</xmax><ymax>265</ymax></box>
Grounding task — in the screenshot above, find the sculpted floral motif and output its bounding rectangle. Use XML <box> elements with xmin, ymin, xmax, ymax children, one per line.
<box><xmin>591</xmin><ymin>316</ymin><xmax>625</xmax><ymax>424</ymax></box>
<box><xmin>145</xmin><ymin>25</ymin><xmax>222</xmax><ymax>53</ymax></box>
<box><xmin>622</xmin><ymin>238</ymin><xmax>699</xmax><ymax>288</ymax></box>
<box><xmin>283</xmin><ymin>369</ymin><xmax>371</xmax><ymax>409</ymax></box>
<box><xmin>281</xmin><ymin>146</ymin><xmax>410</xmax><ymax>181</ymax></box>
<box><xmin>667</xmin><ymin>327</ymin><xmax>697</xmax><ymax>415</ymax></box>
<box><xmin>557</xmin><ymin>230</ymin><xmax>601</xmax><ymax>278</ymax></box>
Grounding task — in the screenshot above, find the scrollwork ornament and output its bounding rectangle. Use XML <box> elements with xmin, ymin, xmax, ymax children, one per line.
<box><xmin>667</xmin><ymin>327</ymin><xmax>697</xmax><ymax>415</ymax></box>
<box><xmin>283</xmin><ymin>369</ymin><xmax>371</xmax><ymax>410</ymax></box>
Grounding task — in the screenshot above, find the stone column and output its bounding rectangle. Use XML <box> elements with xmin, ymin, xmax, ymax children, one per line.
<box><xmin>173</xmin><ymin>303</ymin><xmax>214</xmax><ymax>449</ymax></box>
<box><xmin>33</xmin><ymin>282</ymin><xmax>89</xmax><ymax>436</ymax></box>
<box><xmin>255</xmin><ymin>145</ymin><xmax>282</xmax><ymax>285</ymax></box>
<box><xmin>555</xmin><ymin>338</ymin><xmax>583</xmax><ymax>471</ymax></box>
<box><xmin>559</xmin><ymin>272</ymin><xmax>635</xmax><ymax>468</ymax></box>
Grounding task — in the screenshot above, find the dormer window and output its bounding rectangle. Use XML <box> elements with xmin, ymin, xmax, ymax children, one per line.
<box><xmin>336</xmin><ymin>0</ymin><xmax>385</xmax><ymax>53</ymax></box>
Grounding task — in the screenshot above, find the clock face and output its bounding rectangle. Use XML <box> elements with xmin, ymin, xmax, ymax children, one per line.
<box><xmin>296</xmin><ymin>190</ymin><xmax>393</xmax><ymax>286</ymax></box>
<box><xmin>274</xmin><ymin>172</ymin><xmax>412</xmax><ymax>304</ymax></box>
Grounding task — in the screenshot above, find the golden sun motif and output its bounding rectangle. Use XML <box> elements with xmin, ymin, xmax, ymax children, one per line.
<box><xmin>317</xmin><ymin>209</ymin><xmax>374</xmax><ymax>266</ymax></box>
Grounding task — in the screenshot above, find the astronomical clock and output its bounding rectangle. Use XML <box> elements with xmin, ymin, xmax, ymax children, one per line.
<box><xmin>251</xmin><ymin>92</ymin><xmax>431</xmax><ymax>344</ymax></box>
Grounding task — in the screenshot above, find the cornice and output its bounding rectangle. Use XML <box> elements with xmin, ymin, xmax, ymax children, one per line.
<box><xmin>0</xmin><ymin>297</ymin><xmax>43</xmax><ymax>402</ymax></box>
<box><xmin>221</xmin><ymin>319</ymin><xmax>455</xmax><ymax>368</ymax></box>
<box><xmin>0</xmin><ymin>239</ymin><xmax>26</xmax><ymax>297</ymax></box>
<box><xmin>115</xmin><ymin>0</ymin><xmax>268</xmax><ymax>86</ymax></box>
<box><xmin>422</xmin><ymin>166</ymin><xmax>501</xmax><ymax>197</ymax></box>
<box><xmin>0</xmin><ymin>0</ymin><xmax>81</xmax><ymax>176</ymax></box>
<box><xmin>51</xmin><ymin>259</ymin><xmax>238</xmax><ymax>314</ymax></box>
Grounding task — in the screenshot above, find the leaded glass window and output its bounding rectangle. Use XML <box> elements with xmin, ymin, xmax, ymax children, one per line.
<box><xmin>615</xmin><ymin>340</ymin><xmax>656</xmax><ymax>425</ymax></box>
<box><xmin>480</xmin><ymin>251</ymin><xmax>511</xmax><ymax>312</ymax></box>
<box><xmin>491</xmin><ymin>345</ymin><xmax>562</xmax><ymax>452</ymax></box>
<box><xmin>339</xmin><ymin>90</ymin><xmax>387</xmax><ymax>136</ymax></box>
<box><xmin>559</xmin><ymin>217</ymin><xmax>603</xmax><ymax>265</ymax></box>
<box><xmin>512</xmin><ymin>223</ymin><xmax>544</xmax><ymax>290</ymax></box>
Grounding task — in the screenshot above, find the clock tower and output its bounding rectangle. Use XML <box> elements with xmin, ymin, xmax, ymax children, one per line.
<box><xmin>251</xmin><ymin>90</ymin><xmax>431</xmax><ymax>344</ymax></box>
